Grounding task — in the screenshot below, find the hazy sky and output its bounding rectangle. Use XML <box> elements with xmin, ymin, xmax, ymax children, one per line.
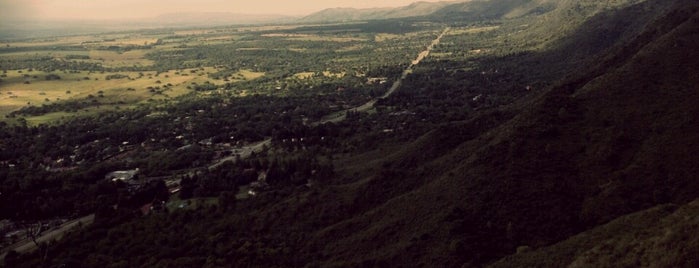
<box><xmin>0</xmin><ymin>0</ymin><xmax>448</xmax><ymax>20</ymax></box>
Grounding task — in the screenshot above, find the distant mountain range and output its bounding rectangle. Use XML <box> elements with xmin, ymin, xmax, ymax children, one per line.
<box><xmin>299</xmin><ymin>1</ymin><xmax>462</xmax><ymax>22</ymax></box>
<box><xmin>148</xmin><ymin>12</ymin><xmax>294</xmax><ymax>27</ymax></box>
<box><xmin>0</xmin><ymin>12</ymin><xmax>293</xmax><ymax>39</ymax></box>
<box><xmin>1</xmin><ymin>1</ymin><xmax>460</xmax><ymax>39</ymax></box>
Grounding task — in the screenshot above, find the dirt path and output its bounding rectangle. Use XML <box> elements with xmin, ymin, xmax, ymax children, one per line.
<box><xmin>318</xmin><ymin>27</ymin><xmax>450</xmax><ymax>124</ymax></box>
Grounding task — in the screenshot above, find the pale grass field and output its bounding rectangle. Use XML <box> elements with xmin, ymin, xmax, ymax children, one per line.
<box><xmin>88</xmin><ymin>50</ymin><xmax>155</xmax><ymax>67</ymax></box>
<box><xmin>322</xmin><ymin>71</ymin><xmax>346</xmax><ymax>78</ymax></box>
<box><xmin>294</xmin><ymin>72</ymin><xmax>316</xmax><ymax>79</ymax></box>
<box><xmin>374</xmin><ymin>32</ymin><xmax>425</xmax><ymax>42</ymax></box>
<box><xmin>0</xmin><ymin>68</ymin><xmax>265</xmax><ymax>122</ymax></box>
<box><xmin>429</xmin><ymin>52</ymin><xmax>454</xmax><ymax>58</ymax></box>
<box><xmin>236</xmin><ymin>69</ymin><xmax>265</xmax><ymax>80</ymax></box>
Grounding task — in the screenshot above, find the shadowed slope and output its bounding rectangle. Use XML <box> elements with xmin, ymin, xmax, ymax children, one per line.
<box><xmin>301</xmin><ymin>1</ymin><xmax>699</xmax><ymax>266</ymax></box>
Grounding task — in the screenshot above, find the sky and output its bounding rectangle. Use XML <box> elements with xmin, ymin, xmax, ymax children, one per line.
<box><xmin>0</xmin><ymin>0</ymin><xmax>448</xmax><ymax>21</ymax></box>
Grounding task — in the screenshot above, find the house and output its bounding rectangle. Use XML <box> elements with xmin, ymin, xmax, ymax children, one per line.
<box><xmin>367</xmin><ymin>77</ymin><xmax>388</xmax><ymax>84</ymax></box>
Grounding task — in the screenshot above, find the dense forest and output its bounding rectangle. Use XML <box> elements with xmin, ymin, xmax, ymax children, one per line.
<box><xmin>2</xmin><ymin>0</ymin><xmax>699</xmax><ymax>267</ymax></box>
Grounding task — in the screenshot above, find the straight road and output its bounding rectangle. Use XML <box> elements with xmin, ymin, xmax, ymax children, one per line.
<box><xmin>1</xmin><ymin>214</ymin><xmax>95</xmax><ymax>259</ymax></box>
<box><xmin>318</xmin><ymin>27</ymin><xmax>450</xmax><ymax>124</ymax></box>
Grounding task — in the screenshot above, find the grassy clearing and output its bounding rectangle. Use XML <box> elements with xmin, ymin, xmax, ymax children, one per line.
<box><xmin>337</xmin><ymin>44</ymin><xmax>364</xmax><ymax>52</ymax></box>
<box><xmin>294</xmin><ymin>72</ymin><xmax>316</xmax><ymax>79</ymax></box>
<box><xmin>236</xmin><ymin>69</ymin><xmax>265</xmax><ymax>80</ymax></box>
<box><xmin>446</xmin><ymin>26</ymin><xmax>501</xmax><ymax>36</ymax></box>
<box><xmin>374</xmin><ymin>32</ymin><xmax>424</xmax><ymax>42</ymax></box>
<box><xmin>24</xmin><ymin>111</ymin><xmax>87</xmax><ymax>126</ymax></box>
<box><xmin>21</xmin><ymin>104</ymin><xmax>135</xmax><ymax>126</ymax></box>
<box><xmin>88</xmin><ymin>50</ymin><xmax>154</xmax><ymax>67</ymax></box>
<box><xmin>428</xmin><ymin>52</ymin><xmax>453</xmax><ymax>58</ymax></box>
<box><xmin>322</xmin><ymin>71</ymin><xmax>346</xmax><ymax>78</ymax></box>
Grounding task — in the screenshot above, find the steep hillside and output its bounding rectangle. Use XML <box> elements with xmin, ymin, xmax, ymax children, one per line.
<box><xmin>490</xmin><ymin>199</ymin><xmax>699</xmax><ymax>267</ymax></box>
<box><xmin>300</xmin><ymin>1</ymin><xmax>699</xmax><ymax>266</ymax></box>
<box><xmin>299</xmin><ymin>8</ymin><xmax>392</xmax><ymax>23</ymax></box>
<box><xmin>432</xmin><ymin>0</ymin><xmax>551</xmax><ymax>20</ymax></box>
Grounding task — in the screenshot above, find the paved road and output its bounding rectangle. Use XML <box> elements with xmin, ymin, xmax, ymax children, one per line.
<box><xmin>2</xmin><ymin>214</ymin><xmax>95</xmax><ymax>257</ymax></box>
<box><xmin>318</xmin><ymin>27</ymin><xmax>450</xmax><ymax>125</ymax></box>
<box><xmin>208</xmin><ymin>138</ymin><xmax>272</xmax><ymax>169</ymax></box>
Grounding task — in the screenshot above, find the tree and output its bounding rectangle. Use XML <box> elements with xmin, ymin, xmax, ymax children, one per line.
<box><xmin>18</xmin><ymin>221</ymin><xmax>51</xmax><ymax>264</ymax></box>
<box><xmin>218</xmin><ymin>191</ymin><xmax>237</xmax><ymax>210</ymax></box>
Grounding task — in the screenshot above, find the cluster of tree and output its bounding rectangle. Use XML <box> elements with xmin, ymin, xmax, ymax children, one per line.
<box><xmin>64</xmin><ymin>54</ymin><xmax>90</xmax><ymax>60</ymax></box>
<box><xmin>0</xmin><ymin>56</ymin><xmax>105</xmax><ymax>73</ymax></box>
<box><xmin>44</xmin><ymin>73</ymin><xmax>61</xmax><ymax>80</ymax></box>
<box><xmin>7</xmin><ymin>98</ymin><xmax>105</xmax><ymax>117</ymax></box>
<box><xmin>145</xmin><ymin>27</ymin><xmax>436</xmax><ymax>78</ymax></box>
<box><xmin>104</xmin><ymin>74</ymin><xmax>130</xmax><ymax>80</ymax></box>
<box><xmin>0</xmin><ymin>160</ymin><xmax>125</xmax><ymax>220</ymax></box>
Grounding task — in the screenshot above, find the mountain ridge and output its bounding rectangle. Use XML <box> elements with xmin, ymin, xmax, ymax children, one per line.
<box><xmin>299</xmin><ymin>1</ymin><xmax>462</xmax><ymax>22</ymax></box>
<box><xmin>295</xmin><ymin>0</ymin><xmax>699</xmax><ymax>266</ymax></box>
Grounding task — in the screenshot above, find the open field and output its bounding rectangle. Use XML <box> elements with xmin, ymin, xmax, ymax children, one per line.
<box><xmin>0</xmin><ymin>67</ymin><xmax>265</xmax><ymax>123</ymax></box>
<box><xmin>87</xmin><ymin>50</ymin><xmax>155</xmax><ymax>67</ymax></box>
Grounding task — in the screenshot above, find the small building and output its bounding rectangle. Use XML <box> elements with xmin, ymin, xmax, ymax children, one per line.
<box><xmin>105</xmin><ymin>169</ymin><xmax>139</xmax><ymax>182</ymax></box>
